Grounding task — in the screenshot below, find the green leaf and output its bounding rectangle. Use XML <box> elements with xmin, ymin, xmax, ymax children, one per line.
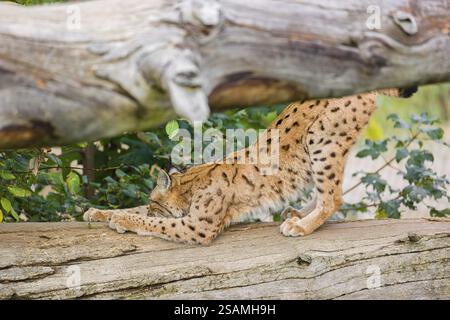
<box><xmin>137</xmin><ymin>132</ymin><xmax>161</xmax><ymax>146</ymax></box>
<box><xmin>46</xmin><ymin>153</ymin><xmax>63</xmax><ymax>167</ymax></box>
<box><xmin>115</xmin><ymin>169</ymin><xmax>126</xmax><ymax>178</ymax></box>
<box><xmin>402</xmin><ymin>185</ymin><xmax>428</xmax><ymax>204</ymax></box>
<box><xmin>375</xmin><ymin>209</ymin><xmax>388</xmax><ymax>219</ymax></box>
<box><xmin>356</xmin><ymin>139</ymin><xmax>388</xmax><ymax>160</ymax></box>
<box><xmin>48</xmin><ymin>171</ymin><xmax>65</xmax><ymax>188</ymax></box>
<box><xmin>9</xmin><ymin>207</ymin><xmax>19</xmax><ymax>221</ymax></box>
<box><xmin>387</xmin><ymin>113</ymin><xmax>411</xmax><ymax>129</ymax></box>
<box><xmin>165</xmin><ymin>120</ymin><xmax>179</xmax><ymax>140</ymax></box>
<box><xmin>105</xmin><ymin>176</ymin><xmax>117</xmax><ymax>184</ymax></box>
<box><xmin>430</xmin><ymin>208</ymin><xmax>450</xmax><ymax>217</ymax></box>
<box><xmin>7</xmin><ymin>186</ymin><xmax>32</xmax><ymax>197</ymax></box>
<box><xmin>418</xmin><ymin>140</ymin><xmax>423</xmax><ymax>148</ymax></box>
<box><xmin>0</xmin><ymin>170</ymin><xmax>16</xmax><ymax>180</ymax></box>
<box><xmin>340</xmin><ymin>202</ymin><xmax>369</xmax><ymax>213</ymax></box>
<box><xmin>122</xmin><ymin>184</ymin><xmax>139</xmax><ymax>199</ymax></box>
<box><xmin>143</xmin><ymin>178</ymin><xmax>154</xmax><ymax>189</ymax></box>
<box><xmin>407</xmin><ymin>149</ymin><xmax>434</xmax><ymax>166</ymax></box>
<box><xmin>66</xmin><ymin>172</ymin><xmax>81</xmax><ymax>195</ymax></box>
<box><xmin>82</xmin><ymin>175</ymin><xmax>89</xmax><ymax>185</ymax></box>
<box><xmin>1</xmin><ymin>197</ymin><xmax>12</xmax><ymax>213</ymax></box>
<box><xmin>395</xmin><ymin>148</ymin><xmax>409</xmax><ymax>163</ymax></box>
<box><xmin>377</xmin><ymin>200</ymin><xmax>401</xmax><ymax>219</ymax></box>
<box><xmin>235</xmin><ymin>109</ymin><xmax>248</xmax><ymax>118</ymax></box>
<box><xmin>1</xmin><ymin>199</ymin><xmax>20</xmax><ymax>221</ymax></box>
<box><xmin>262</xmin><ymin>111</ymin><xmax>278</xmax><ymax>126</ymax></box>
<box><xmin>365</xmin><ymin>119</ymin><xmax>384</xmax><ymax>141</ymax></box>
<box><xmin>355</xmin><ymin>149</ymin><xmax>371</xmax><ymax>158</ymax></box>
<box><xmin>411</xmin><ymin>112</ymin><xmax>437</xmax><ymax>125</ymax></box>
<box><xmin>422</xmin><ymin>127</ymin><xmax>444</xmax><ymax>140</ymax></box>
<box><xmin>0</xmin><ymin>209</ymin><xmax>3</xmax><ymax>223</ymax></box>
<box><xmin>361</xmin><ymin>174</ymin><xmax>387</xmax><ymax>193</ymax></box>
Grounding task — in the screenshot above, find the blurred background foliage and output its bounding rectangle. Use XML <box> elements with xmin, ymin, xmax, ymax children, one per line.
<box><xmin>0</xmin><ymin>0</ymin><xmax>448</xmax><ymax>223</ymax></box>
<box><xmin>10</xmin><ymin>0</ymin><xmax>63</xmax><ymax>4</ymax></box>
<box><xmin>367</xmin><ymin>84</ymin><xmax>450</xmax><ymax>140</ymax></box>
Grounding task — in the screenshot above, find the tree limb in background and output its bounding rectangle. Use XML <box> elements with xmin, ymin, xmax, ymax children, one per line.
<box><xmin>0</xmin><ymin>0</ymin><xmax>449</xmax><ymax>148</ymax></box>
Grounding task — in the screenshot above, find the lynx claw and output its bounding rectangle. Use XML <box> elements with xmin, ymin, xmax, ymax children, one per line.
<box><xmin>280</xmin><ymin>216</ymin><xmax>308</xmax><ymax>237</ymax></box>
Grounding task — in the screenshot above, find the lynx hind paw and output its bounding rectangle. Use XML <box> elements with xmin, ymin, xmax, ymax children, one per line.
<box><xmin>280</xmin><ymin>216</ymin><xmax>308</xmax><ymax>237</ymax></box>
<box><xmin>83</xmin><ymin>208</ymin><xmax>112</xmax><ymax>222</ymax></box>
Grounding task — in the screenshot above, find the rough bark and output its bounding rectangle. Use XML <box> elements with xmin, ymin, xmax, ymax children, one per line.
<box><xmin>0</xmin><ymin>218</ymin><xmax>449</xmax><ymax>299</ymax></box>
<box><xmin>0</xmin><ymin>0</ymin><xmax>449</xmax><ymax>148</ymax></box>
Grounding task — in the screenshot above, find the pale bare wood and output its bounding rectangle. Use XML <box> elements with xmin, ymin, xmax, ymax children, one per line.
<box><xmin>0</xmin><ymin>0</ymin><xmax>449</xmax><ymax>148</ymax></box>
<box><xmin>0</xmin><ymin>218</ymin><xmax>449</xmax><ymax>299</ymax></box>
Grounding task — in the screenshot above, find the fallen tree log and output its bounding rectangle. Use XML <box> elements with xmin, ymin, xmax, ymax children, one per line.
<box><xmin>0</xmin><ymin>218</ymin><xmax>449</xmax><ymax>299</ymax></box>
<box><xmin>0</xmin><ymin>0</ymin><xmax>449</xmax><ymax>148</ymax></box>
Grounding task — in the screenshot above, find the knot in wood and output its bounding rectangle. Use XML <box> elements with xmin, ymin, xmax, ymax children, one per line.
<box><xmin>168</xmin><ymin>51</ymin><xmax>202</xmax><ymax>88</ymax></box>
<box><xmin>297</xmin><ymin>254</ymin><xmax>312</xmax><ymax>266</ymax></box>
<box><xmin>407</xmin><ymin>232</ymin><xmax>423</xmax><ymax>243</ymax></box>
<box><xmin>392</xmin><ymin>11</ymin><xmax>418</xmax><ymax>35</ymax></box>
<box><xmin>180</xmin><ymin>0</ymin><xmax>222</xmax><ymax>28</ymax></box>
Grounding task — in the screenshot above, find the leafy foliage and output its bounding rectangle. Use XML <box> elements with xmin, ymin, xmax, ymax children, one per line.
<box><xmin>341</xmin><ymin>112</ymin><xmax>449</xmax><ymax>219</ymax></box>
<box><xmin>0</xmin><ymin>106</ymin><xmax>284</xmax><ymax>222</ymax></box>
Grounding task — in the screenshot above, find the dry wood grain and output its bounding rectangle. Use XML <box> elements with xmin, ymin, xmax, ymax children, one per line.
<box><xmin>0</xmin><ymin>218</ymin><xmax>449</xmax><ymax>299</ymax></box>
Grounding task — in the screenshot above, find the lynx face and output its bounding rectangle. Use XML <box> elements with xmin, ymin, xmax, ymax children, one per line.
<box><xmin>148</xmin><ymin>170</ymin><xmax>189</xmax><ymax>218</ymax></box>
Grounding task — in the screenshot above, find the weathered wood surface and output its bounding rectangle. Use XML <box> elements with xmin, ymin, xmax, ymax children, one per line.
<box><xmin>0</xmin><ymin>0</ymin><xmax>449</xmax><ymax>148</ymax></box>
<box><xmin>0</xmin><ymin>218</ymin><xmax>449</xmax><ymax>299</ymax></box>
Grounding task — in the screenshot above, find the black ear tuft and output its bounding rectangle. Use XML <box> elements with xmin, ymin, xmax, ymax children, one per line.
<box><xmin>399</xmin><ymin>86</ymin><xmax>418</xmax><ymax>98</ymax></box>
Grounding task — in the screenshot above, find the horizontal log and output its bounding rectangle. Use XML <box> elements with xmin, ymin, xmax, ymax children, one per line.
<box><xmin>0</xmin><ymin>0</ymin><xmax>449</xmax><ymax>148</ymax></box>
<box><xmin>0</xmin><ymin>218</ymin><xmax>449</xmax><ymax>299</ymax></box>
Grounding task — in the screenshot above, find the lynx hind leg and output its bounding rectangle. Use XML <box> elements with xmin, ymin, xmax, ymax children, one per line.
<box><xmin>280</xmin><ymin>142</ymin><xmax>346</xmax><ymax>236</ymax></box>
<box><xmin>280</xmin><ymin>112</ymin><xmax>365</xmax><ymax>236</ymax></box>
<box><xmin>83</xmin><ymin>205</ymin><xmax>149</xmax><ymax>222</ymax></box>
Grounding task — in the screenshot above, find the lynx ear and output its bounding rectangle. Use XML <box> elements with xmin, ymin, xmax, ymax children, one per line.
<box><xmin>157</xmin><ymin>169</ymin><xmax>171</xmax><ymax>191</ymax></box>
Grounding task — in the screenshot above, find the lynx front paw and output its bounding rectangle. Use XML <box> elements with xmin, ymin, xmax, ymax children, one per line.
<box><xmin>83</xmin><ymin>208</ymin><xmax>112</xmax><ymax>222</ymax></box>
<box><xmin>109</xmin><ymin>213</ymin><xmax>129</xmax><ymax>234</ymax></box>
<box><xmin>280</xmin><ymin>217</ymin><xmax>309</xmax><ymax>237</ymax></box>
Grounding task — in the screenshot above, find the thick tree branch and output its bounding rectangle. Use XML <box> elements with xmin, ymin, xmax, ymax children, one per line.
<box><xmin>0</xmin><ymin>218</ymin><xmax>449</xmax><ymax>299</ymax></box>
<box><xmin>0</xmin><ymin>0</ymin><xmax>449</xmax><ymax>148</ymax></box>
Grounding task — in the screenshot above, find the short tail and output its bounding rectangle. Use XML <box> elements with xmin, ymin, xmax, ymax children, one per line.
<box><xmin>399</xmin><ymin>86</ymin><xmax>418</xmax><ymax>98</ymax></box>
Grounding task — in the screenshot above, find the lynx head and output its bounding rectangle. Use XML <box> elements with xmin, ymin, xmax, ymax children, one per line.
<box><xmin>148</xmin><ymin>169</ymin><xmax>189</xmax><ymax>218</ymax></box>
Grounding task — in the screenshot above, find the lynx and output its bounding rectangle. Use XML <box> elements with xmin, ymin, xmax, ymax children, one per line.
<box><xmin>84</xmin><ymin>88</ymin><xmax>417</xmax><ymax>244</ymax></box>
